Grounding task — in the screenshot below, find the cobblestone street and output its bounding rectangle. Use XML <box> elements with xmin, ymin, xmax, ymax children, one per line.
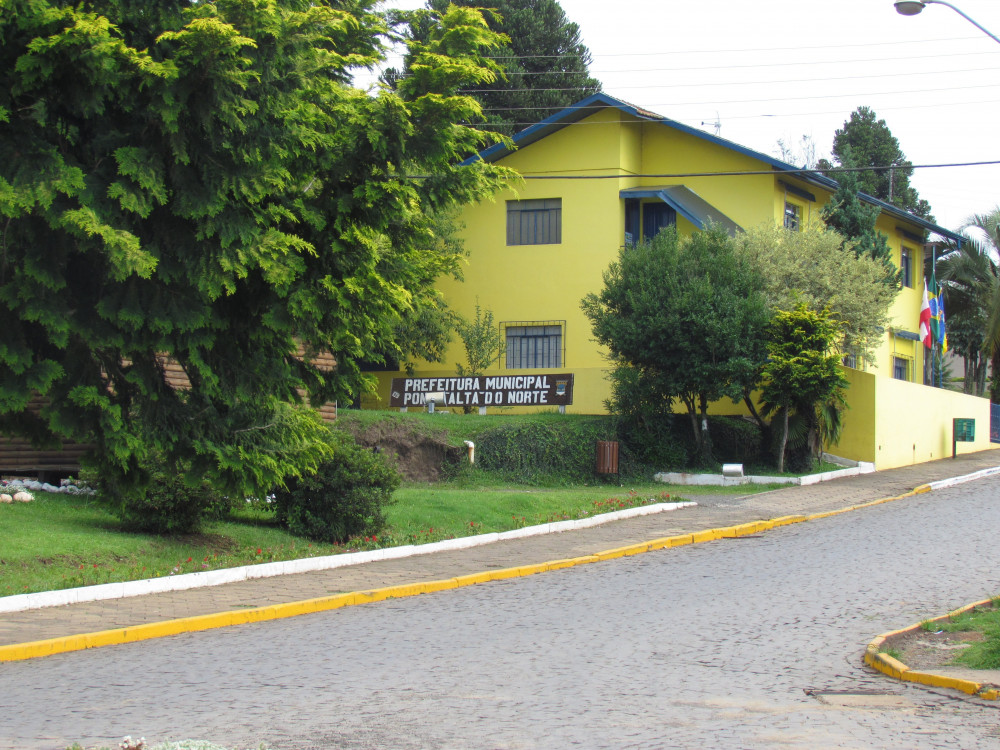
<box><xmin>3</xmin><ymin>477</ymin><xmax>1000</xmax><ymax>749</ymax></box>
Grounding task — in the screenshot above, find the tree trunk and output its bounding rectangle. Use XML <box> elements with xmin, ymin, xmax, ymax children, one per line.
<box><xmin>777</xmin><ymin>407</ymin><xmax>789</xmax><ymax>474</ymax></box>
<box><xmin>682</xmin><ymin>393</ymin><xmax>701</xmax><ymax>460</ymax></box>
<box><xmin>991</xmin><ymin>349</ymin><xmax>1000</xmax><ymax>403</ymax></box>
<box><xmin>698</xmin><ymin>394</ymin><xmax>712</xmax><ymax>467</ymax></box>
<box><xmin>742</xmin><ymin>390</ymin><xmax>766</xmax><ymax>430</ymax></box>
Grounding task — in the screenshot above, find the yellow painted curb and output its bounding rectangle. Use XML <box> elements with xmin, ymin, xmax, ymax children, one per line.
<box><xmin>0</xmin><ymin>479</ymin><xmax>951</xmax><ymax>663</ymax></box>
<box><xmin>864</xmin><ymin>597</ymin><xmax>999</xmax><ymax>701</ymax></box>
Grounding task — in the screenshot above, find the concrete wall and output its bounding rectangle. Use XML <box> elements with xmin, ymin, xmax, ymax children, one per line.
<box><xmin>830</xmin><ymin>367</ymin><xmax>991</xmax><ymax>469</ymax></box>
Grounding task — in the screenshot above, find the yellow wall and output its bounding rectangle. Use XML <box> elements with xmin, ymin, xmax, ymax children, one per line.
<box><xmin>869</xmin><ymin>373</ymin><xmax>992</xmax><ymax>469</ymax></box>
<box><xmin>834</xmin><ymin>368</ymin><xmax>879</xmax><ymax>464</ymax></box>
<box><xmin>827</xmin><ymin>366</ymin><xmax>991</xmax><ymax>468</ymax></box>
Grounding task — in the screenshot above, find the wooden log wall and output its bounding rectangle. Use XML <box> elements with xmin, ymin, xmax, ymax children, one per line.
<box><xmin>1</xmin><ymin>352</ymin><xmax>338</xmax><ymax>478</ymax></box>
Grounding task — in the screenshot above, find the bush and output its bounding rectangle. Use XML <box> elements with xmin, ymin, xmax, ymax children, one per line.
<box><xmin>272</xmin><ymin>431</ymin><xmax>400</xmax><ymax>543</ymax></box>
<box><xmin>92</xmin><ymin>455</ymin><xmax>226</xmax><ymax>535</ymax></box>
<box><xmin>473</xmin><ymin>418</ymin><xmax>633</xmax><ymax>483</ymax></box>
<box><xmin>708</xmin><ymin>416</ymin><xmax>763</xmax><ymax>465</ymax></box>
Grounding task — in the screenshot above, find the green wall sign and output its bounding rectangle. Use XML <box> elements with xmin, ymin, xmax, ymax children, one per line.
<box><xmin>953</xmin><ymin>418</ymin><xmax>975</xmax><ymax>442</ymax></box>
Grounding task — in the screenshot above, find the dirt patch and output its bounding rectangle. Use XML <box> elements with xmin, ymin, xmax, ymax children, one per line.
<box><xmin>337</xmin><ymin>421</ymin><xmax>465</xmax><ymax>482</ymax></box>
<box><xmin>887</xmin><ymin>628</ymin><xmax>985</xmax><ymax>670</ymax></box>
<box><xmin>168</xmin><ymin>532</ymin><xmax>241</xmax><ymax>553</ymax></box>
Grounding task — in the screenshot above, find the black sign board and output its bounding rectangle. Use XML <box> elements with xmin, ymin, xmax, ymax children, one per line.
<box><xmin>390</xmin><ymin>373</ymin><xmax>574</xmax><ymax>409</ymax></box>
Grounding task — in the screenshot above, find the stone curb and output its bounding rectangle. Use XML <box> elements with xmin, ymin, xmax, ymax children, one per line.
<box><xmin>864</xmin><ymin>598</ymin><xmax>1000</xmax><ymax>701</ymax></box>
<box><xmin>0</xmin><ymin>475</ymin><xmax>953</xmax><ymax>663</ymax></box>
<box><xmin>0</xmin><ymin>501</ymin><xmax>697</xmax><ymax>615</ymax></box>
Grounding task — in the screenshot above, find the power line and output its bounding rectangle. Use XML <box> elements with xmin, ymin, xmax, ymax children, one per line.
<box><xmin>408</xmin><ymin>161</ymin><xmax>1000</xmax><ymax>179</ymax></box>
<box><xmin>390</xmin><ymin>48</ymin><xmax>1000</xmax><ymax>80</ymax></box>
<box><xmin>470</xmin><ymin>96</ymin><xmax>1000</xmax><ymax>125</ymax></box>
<box><xmin>465</xmin><ymin>81</ymin><xmax>1000</xmax><ymax>102</ymax></box>
<box><xmin>489</xmin><ymin>48</ymin><xmax>1000</xmax><ymax>71</ymax></box>
<box><xmin>481</xmin><ymin>35</ymin><xmax>982</xmax><ymax>59</ymax></box>
<box><xmin>504</xmin><ymin>161</ymin><xmax>1000</xmax><ymax>179</ymax></box>
<box><xmin>467</xmin><ymin>64</ymin><xmax>1000</xmax><ymax>83</ymax></box>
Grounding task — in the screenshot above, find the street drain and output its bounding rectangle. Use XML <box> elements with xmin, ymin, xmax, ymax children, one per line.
<box><xmin>808</xmin><ymin>690</ymin><xmax>914</xmax><ymax>708</ymax></box>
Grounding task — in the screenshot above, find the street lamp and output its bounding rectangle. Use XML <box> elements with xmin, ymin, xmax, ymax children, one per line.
<box><xmin>894</xmin><ymin>1</ymin><xmax>1000</xmax><ymax>46</ymax></box>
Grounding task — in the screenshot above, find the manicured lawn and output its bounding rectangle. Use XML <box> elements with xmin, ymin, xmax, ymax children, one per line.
<box><xmin>0</xmin><ymin>493</ymin><xmax>323</xmax><ymax>597</ymax></box>
<box><xmin>0</xmin><ymin>480</ymin><xmax>773</xmax><ymax>596</ymax></box>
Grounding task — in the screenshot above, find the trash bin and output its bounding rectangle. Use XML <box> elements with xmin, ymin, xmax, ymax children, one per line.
<box><xmin>596</xmin><ymin>440</ymin><xmax>619</xmax><ymax>475</ymax></box>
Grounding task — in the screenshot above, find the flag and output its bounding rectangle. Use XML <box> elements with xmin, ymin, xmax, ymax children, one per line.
<box><xmin>919</xmin><ymin>279</ymin><xmax>932</xmax><ymax>349</ymax></box>
<box><xmin>937</xmin><ymin>281</ymin><xmax>948</xmax><ymax>353</ymax></box>
<box><xmin>929</xmin><ymin>272</ymin><xmax>942</xmax><ymax>342</ymax></box>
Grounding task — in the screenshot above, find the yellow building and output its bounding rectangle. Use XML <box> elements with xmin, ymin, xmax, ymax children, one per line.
<box><xmin>365</xmin><ymin>94</ymin><xmax>991</xmax><ymax>468</ymax></box>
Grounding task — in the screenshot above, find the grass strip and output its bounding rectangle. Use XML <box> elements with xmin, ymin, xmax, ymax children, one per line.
<box><xmin>0</xmin><ymin>481</ymin><xmax>772</xmax><ymax>596</ymax></box>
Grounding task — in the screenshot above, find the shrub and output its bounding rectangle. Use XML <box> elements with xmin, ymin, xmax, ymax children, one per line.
<box><xmin>708</xmin><ymin>416</ymin><xmax>763</xmax><ymax>465</ymax></box>
<box><xmin>476</xmin><ymin>421</ymin><xmax>563</xmax><ymax>479</ymax></box>
<box><xmin>93</xmin><ymin>455</ymin><xmax>226</xmax><ymax>535</ymax></box>
<box><xmin>272</xmin><ymin>431</ymin><xmax>400</xmax><ymax>543</ymax></box>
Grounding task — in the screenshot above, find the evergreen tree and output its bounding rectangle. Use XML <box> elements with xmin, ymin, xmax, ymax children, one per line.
<box><xmin>820</xmin><ymin>149</ymin><xmax>899</xmax><ymax>287</ymax></box>
<box><xmin>0</xmin><ymin>0</ymin><xmax>514</xmax><ymax>498</ymax></box>
<box><xmin>387</xmin><ymin>0</ymin><xmax>601</xmax><ymax>136</ymax></box>
<box><xmin>818</xmin><ymin>106</ymin><xmax>933</xmax><ymax>221</ymax></box>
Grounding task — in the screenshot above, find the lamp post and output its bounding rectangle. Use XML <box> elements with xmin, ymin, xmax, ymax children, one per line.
<box><xmin>894</xmin><ymin>1</ymin><xmax>1000</xmax><ymax>46</ymax></box>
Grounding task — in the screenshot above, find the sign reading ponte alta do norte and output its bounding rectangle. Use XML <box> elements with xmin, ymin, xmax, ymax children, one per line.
<box><xmin>389</xmin><ymin>374</ymin><xmax>574</xmax><ymax>409</ymax></box>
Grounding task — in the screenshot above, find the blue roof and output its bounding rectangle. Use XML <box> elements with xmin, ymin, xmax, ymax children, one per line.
<box><xmin>463</xmin><ymin>93</ymin><xmax>963</xmax><ymax>245</ymax></box>
<box><xmin>620</xmin><ymin>186</ymin><xmax>742</xmax><ymax>237</ymax></box>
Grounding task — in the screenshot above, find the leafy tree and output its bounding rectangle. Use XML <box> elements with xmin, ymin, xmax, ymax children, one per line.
<box><xmin>759</xmin><ymin>305</ymin><xmax>849</xmax><ymax>473</ymax></box>
<box><xmin>938</xmin><ymin>208</ymin><xmax>1000</xmax><ymax>400</ymax></box>
<box><xmin>818</xmin><ymin>106</ymin><xmax>933</xmax><ymax>221</ymax></box>
<box><xmin>735</xmin><ymin>223</ymin><xmax>896</xmax><ymax>364</ymax></box>
<box><xmin>775</xmin><ymin>134</ymin><xmax>822</xmax><ymax>168</ymax></box>
<box><xmin>581</xmin><ymin>227</ymin><xmax>770</xmax><ymax>467</ymax></box>
<box><xmin>387</xmin><ymin>0</ymin><xmax>601</xmax><ymax>136</ymax></box>
<box><xmin>456</xmin><ymin>301</ymin><xmax>505</xmax><ymax>378</ymax></box>
<box><xmin>0</xmin><ymin>1</ymin><xmax>514</xmax><ymax>502</ymax></box>
<box><xmin>454</xmin><ymin>300</ymin><xmax>505</xmax><ymax>413</ymax></box>
<box><xmin>820</xmin><ymin>149</ymin><xmax>898</xmax><ymax>287</ymax></box>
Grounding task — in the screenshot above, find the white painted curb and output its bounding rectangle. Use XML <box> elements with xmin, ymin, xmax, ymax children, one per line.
<box><xmin>926</xmin><ymin>465</ymin><xmax>1000</xmax><ymax>490</ymax></box>
<box><xmin>0</xmin><ymin>501</ymin><xmax>696</xmax><ymax>614</ymax></box>
<box><xmin>654</xmin><ymin>463</ymin><xmax>876</xmax><ymax>487</ymax></box>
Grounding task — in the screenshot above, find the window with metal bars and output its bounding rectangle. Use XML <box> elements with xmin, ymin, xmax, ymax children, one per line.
<box><xmin>503</xmin><ymin>322</ymin><xmax>564</xmax><ymax>369</ymax></box>
<box><xmin>506</xmin><ymin>199</ymin><xmax>561</xmax><ymax>245</ymax></box>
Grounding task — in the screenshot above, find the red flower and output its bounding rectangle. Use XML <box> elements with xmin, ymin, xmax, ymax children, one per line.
<box><xmin>256</xmin><ymin>548</ymin><xmax>262</xmax><ymax>555</ymax></box>
<box><xmin>186</xmin><ymin>557</ymin><xmax>192</xmax><ymax>563</ymax></box>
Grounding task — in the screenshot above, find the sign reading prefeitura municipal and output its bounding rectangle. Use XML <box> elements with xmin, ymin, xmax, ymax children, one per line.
<box><xmin>389</xmin><ymin>373</ymin><xmax>574</xmax><ymax>409</ymax></box>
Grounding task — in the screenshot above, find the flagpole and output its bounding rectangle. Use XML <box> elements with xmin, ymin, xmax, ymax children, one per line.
<box><xmin>931</xmin><ymin>250</ymin><xmax>941</xmax><ymax>388</ymax></box>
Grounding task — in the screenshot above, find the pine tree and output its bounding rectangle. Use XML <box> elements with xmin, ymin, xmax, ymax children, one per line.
<box><xmin>0</xmin><ymin>0</ymin><xmax>514</xmax><ymax>497</ymax></box>
<box><xmin>818</xmin><ymin>106</ymin><xmax>933</xmax><ymax>221</ymax></box>
<box><xmin>820</xmin><ymin>150</ymin><xmax>899</xmax><ymax>288</ymax></box>
<box><xmin>387</xmin><ymin>0</ymin><xmax>601</xmax><ymax>136</ymax></box>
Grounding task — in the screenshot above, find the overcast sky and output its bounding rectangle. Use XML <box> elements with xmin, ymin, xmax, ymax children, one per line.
<box><xmin>362</xmin><ymin>0</ymin><xmax>1000</xmax><ymax>233</ymax></box>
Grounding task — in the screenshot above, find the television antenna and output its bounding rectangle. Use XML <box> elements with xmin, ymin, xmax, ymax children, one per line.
<box><xmin>701</xmin><ymin>113</ymin><xmax>721</xmax><ymax>136</ymax></box>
